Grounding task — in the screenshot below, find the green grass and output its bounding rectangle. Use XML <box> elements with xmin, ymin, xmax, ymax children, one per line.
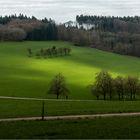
<box><xmin>1</xmin><ymin>41</ymin><xmax>140</xmax><ymax>118</ymax></box>
<box><xmin>1</xmin><ymin>99</ymin><xmax>140</xmax><ymax>118</ymax></box>
<box><xmin>1</xmin><ymin>41</ymin><xmax>140</xmax><ymax>139</ymax></box>
<box><xmin>0</xmin><ymin>41</ymin><xmax>140</xmax><ymax>99</ymax></box>
<box><xmin>0</xmin><ymin>116</ymin><xmax>140</xmax><ymax>139</ymax></box>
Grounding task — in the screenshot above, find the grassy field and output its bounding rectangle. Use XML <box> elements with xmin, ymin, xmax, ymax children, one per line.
<box><xmin>0</xmin><ymin>41</ymin><xmax>140</xmax><ymax>139</ymax></box>
<box><xmin>0</xmin><ymin>41</ymin><xmax>140</xmax><ymax>118</ymax></box>
<box><xmin>0</xmin><ymin>116</ymin><xmax>140</xmax><ymax>139</ymax></box>
<box><xmin>1</xmin><ymin>99</ymin><xmax>140</xmax><ymax>118</ymax></box>
<box><xmin>0</xmin><ymin>41</ymin><xmax>140</xmax><ymax>99</ymax></box>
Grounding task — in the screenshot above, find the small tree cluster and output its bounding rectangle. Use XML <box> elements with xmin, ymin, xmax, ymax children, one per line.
<box><xmin>27</xmin><ymin>46</ymin><xmax>71</xmax><ymax>58</ymax></box>
<box><xmin>89</xmin><ymin>71</ymin><xmax>140</xmax><ymax>100</ymax></box>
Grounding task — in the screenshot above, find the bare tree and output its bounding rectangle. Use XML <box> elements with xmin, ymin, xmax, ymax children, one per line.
<box><xmin>94</xmin><ymin>71</ymin><xmax>113</xmax><ymax>100</ymax></box>
<box><xmin>88</xmin><ymin>84</ymin><xmax>100</xmax><ymax>100</ymax></box>
<box><xmin>27</xmin><ymin>48</ymin><xmax>32</xmax><ymax>57</ymax></box>
<box><xmin>114</xmin><ymin>76</ymin><xmax>126</xmax><ymax>100</ymax></box>
<box><xmin>48</xmin><ymin>73</ymin><xmax>70</xmax><ymax>99</ymax></box>
<box><xmin>125</xmin><ymin>76</ymin><xmax>140</xmax><ymax>100</ymax></box>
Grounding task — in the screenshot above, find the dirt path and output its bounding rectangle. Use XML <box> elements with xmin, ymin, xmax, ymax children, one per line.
<box><xmin>0</xmin><ymin>96</ymin><xmax>95</xmax><ymax>102</ymax></box>
<box><xmin>1</xmin><ymin>96</ymin><xmax>140</xmax><ymax>122</ymax></box>
<box><xmin>0</xmin><ymin>112</ymin><xmax>140</xmax><ymax>122</ymax></box>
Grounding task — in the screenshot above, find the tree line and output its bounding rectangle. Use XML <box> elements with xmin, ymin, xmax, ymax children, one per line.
<box><xmin>61</xmin><ymin>15</ymin><xmax>140</xmax><ymax>57</ymax></box>
<box><xmin>28</xmin><ymin>46</ymin><xmax>71</xmax><ymax>58</ymax></box>
<box><xmin>1</xmin><ymin>14</ymin><xmax>140</xmax><ymax>57</ymax></box>
<box><xmin>47</xmin><ymin>71</ymin><xmax>140</xmax><ymax>101</ymax></box>
<box><xmin>76</xmin><ymin>15</ymin><xmax>140</xmax><ymax>33</ymax></box>
<box><xmin>89</xmin><ymin>71</ymin><xmax>140</xmax><ymax>100</ymax></box>
<box><xmin>0</xmin><ymin>14</ymin><xmax>57</xmax><ymax>41</ymax></box>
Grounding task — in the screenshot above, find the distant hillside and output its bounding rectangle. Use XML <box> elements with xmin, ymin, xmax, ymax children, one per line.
<box><xmin>0</xmin><ymin>41</ymin><xmax>140</xmax><ymax>99</ymax></box>
<box><xmin>0</xmin><ymin>14</ymin><xmax>140</xmax><ymax>57</ymax></box>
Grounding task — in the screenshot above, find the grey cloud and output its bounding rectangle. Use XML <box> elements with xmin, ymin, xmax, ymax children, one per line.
<box><xmin>0</xmin><ymin>0</ymin><xmax>140</xmax><ymax>22</ymax></box>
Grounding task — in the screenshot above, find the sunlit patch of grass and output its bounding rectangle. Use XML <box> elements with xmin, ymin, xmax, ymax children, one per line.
<box><xmin>0</xmin><ymin>41</ymin><xmax>140</xmax><ymax>99</ymax></box>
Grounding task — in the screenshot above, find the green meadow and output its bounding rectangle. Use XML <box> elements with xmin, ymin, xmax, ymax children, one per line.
<box><xmin>1</xmin><ymin>41</ymin><xmax>140</xmax><ymax>138</ymax></box>
<box><xmin>0</xmin><ymin>41</ymin><xmax>140</xmax><ymax>99</ymax></box>
<box><xmin>1</xmin><ymin>99</ymin><xmax>140</xmax><ymax>118</ymax></box>
<box><xmin>0</xmin><ymin>117</ymin><xmax>140</xmax><ymax>139</ymax></box>
<box><xmin>0</xmin><ymin>41</ymin><xmax>140</xmax><ymax>119</ymax></box>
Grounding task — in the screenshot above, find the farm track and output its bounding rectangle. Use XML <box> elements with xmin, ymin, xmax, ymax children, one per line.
<box><xmin>0</xmin><ymin>96</ymin><xmax>96</xmax><ymax>102</ymax></box>
<box><xmin>1</xmin><ymin>96</ymin><xmax>140</xmax><ymax>122</ymax></box>
<box><xmin>0</xmin><ymin>112</ymin><xmax>140</xmax><ymax>122</ymax></box>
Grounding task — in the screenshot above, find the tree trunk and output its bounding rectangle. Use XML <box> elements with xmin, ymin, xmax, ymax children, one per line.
<box><xmin>104</xmin><ymin>93</ymin><xmax>106</xmax><ymax>100</ymax></box>
<box><xmin>109</xmin><ymin>93</ymin><xmax>112</xmax><ymax>100</ymax></box>
<box><xmin>118</xmin><ymin>93</ymin><xmax>121</xmax><ymax>100</ymax></box>
<box><xmin>130</xmin><ymin>92</ymin><xmax>133</xmax><ymax>100</ymax></box>
<box><xmin>96</xmin><ymin>95</ymin><xmax>99</xmax><ymax>100</ymax></box>
<box><xmin>133</xmin><ymin>93</ymin><xmax>136</xmax><ymax>100</ymax></box>
<box><xmin>121</xmin><ymin>93</ymin><xmax>124</xmax><ymax>100</ymax></box>
<box><xmin>57</xmin><ymin>94</ymin><xmax>59</xmax><ymax>99</ymax></box>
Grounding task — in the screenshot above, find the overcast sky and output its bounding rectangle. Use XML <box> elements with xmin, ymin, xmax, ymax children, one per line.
<box><xmin>0</xmin><ymin>0</ymin><xmax>140</xmax><ymax>22</ymax></box>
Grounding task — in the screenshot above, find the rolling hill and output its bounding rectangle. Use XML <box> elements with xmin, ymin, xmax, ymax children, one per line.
<box><xmin>0</xmin><ymin>41</ymin><xmax>140</xmax><ymax>99</ymax></box>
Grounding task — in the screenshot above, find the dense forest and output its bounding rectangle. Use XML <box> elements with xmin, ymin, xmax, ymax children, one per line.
<box><xmin>0</xmin><ymin>14</ymin><xmax>57</xmax><ymax>41</ymax></box>
<box><xmin>76</xmin><ymin>15</ymin><xmax>140</xmax><ymax>57</ymax></box>
<box><xmin>0</xmin><ymin>14</ymin><xmax>140</xmax><ymax>57</ymax></box>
